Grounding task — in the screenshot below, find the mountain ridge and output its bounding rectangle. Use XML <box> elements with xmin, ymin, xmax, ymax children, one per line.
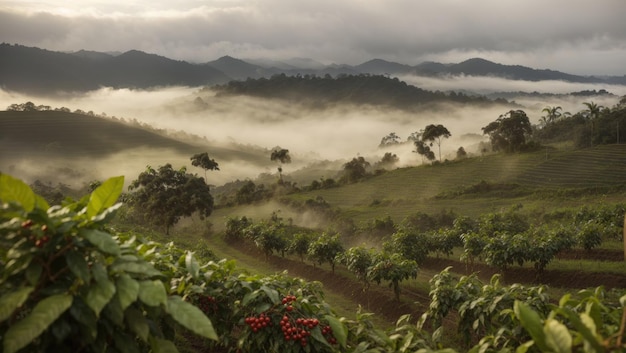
<box><xmin>1</xmin><ymin>43</ymin><xmax>624</xmax><ymax>95</ymax></box>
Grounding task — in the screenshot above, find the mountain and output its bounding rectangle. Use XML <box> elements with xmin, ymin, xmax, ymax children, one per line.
<box><xmin>206</xmin><ymin>55</ymin><xmax>268</xmax><ymax>80</ymax></box>
<box><xmin>2</xmin><ymin>43</ymin><xmax>625</xmax><ymax>96</ymax></box>
<box><xmin>354</xmin><ymin>59</ymin><xmax>414</xmax><ymax>75</ymax></box>
<box><xmin>441</xmin><ymin>58</ymin><xmax>598</xmax><ymax>83</ymax></box>
<box><xmin>0</xmin><ymin>43</ymin><xmax>231</xmax><ymax>94</ymax></box>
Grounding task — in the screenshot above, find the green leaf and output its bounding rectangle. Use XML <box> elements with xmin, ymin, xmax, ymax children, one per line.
<box><xmin>260</xmin><ymin>285</ymin><xmax>279</xmax><ymax>305</ymax></box>
<box><xmin>114</xmin><ymin>331</ymin><xmax>141</xmax><ymax>353</ymax></box>
<box><xmin>0</xmin><ymin>174</ymin><xmax>36</xmax><ymax>211</ymax></box>
<box><xmin>0</xmin><ymin>287</ymin><xmax>34</xmax><ymax>322</ymax></box>
<box><xmin>3</xmin><ymin>293</ymin><xmax>72</xmax><ymax>353</ymax></box>
<box><xmin>125</xmin><ymin>306</ymin><xmax>149</xmax><ymax>342</ymax></box>
<box><xmin>138</xmin><ymin>280</ymin><xmax>167</xmax><ymax>307</ymax></box>
<box><xmin>86</xmin><ymin>276</ymin><xmax>116</xmax><ymax>317</ymax></box>
<box><xmin>80</xmin><ymin>228</ymin><xmax>121</xmax><ymax>256</ymax></box>
<box><xmin>66</xmin><ymin>251</ymin><xmax>91</xmax><ymax>283</ymax></box>
<box><xmin>111</xmin><ymin>260</ymin><xmax>163</xmax><ymax>278</ymax></box>
<box><xmin>556</xmin><ymin>307</ymin><xmax>605</xmax><ymax>353</ymax></box>
<box><xmin>325</xmin><ymin>315</ymin><xmax>348</xmax><ymax>348</ymax></box>
<box><xmin>116</xmin><ymin>274</ymin><xmax>139</xmax><ymax>311</ymax></box>
<box><xmin>25</xmin><ymin>262</ymin><xmax>42</xmax><ymax>286</ymax></box>
<box><xmin>544</xmin><ymin>319</ymin><xmax>572</xmax><ymax>353</ymax></box>
<box><xmin>514</xmin><ymin>301</ymin><xmax>550</xmax><ymax>352</ymax></box>
<box><xmin>167</xmin><ymin>296</ymin><xmax>218</xmax><ymax>340</ymax></box>
<box><xmin>87</xmin><ymin>176</ymin><xmax>124</xmax><ymax>218</ymax></box>
<box><xmin>150</xmin><ymin>337</ymin><xmax>179</xmax><ymax>353</ymax></box>
<box><xmin>34</xmin><ymin>194</ymin><xmax>50</xmax><ymax>211</ymax></box>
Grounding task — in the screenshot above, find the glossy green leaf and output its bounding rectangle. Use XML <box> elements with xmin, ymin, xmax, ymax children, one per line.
<box><xmin>34</xmin><ymin>194</ymin><xmax>50</xmax><ymax>211</ymax></box>
<box><xmin>0</xmin><ymin>174</ymin><xmax>35</xmax><ymax>211</ymax></box>
<box><xmin>325</xmin><ymin>315</ymin><xmax>348</xmax><ymax>348</ymax></box>
<box><xmin>514</xmin><ymin>301</ymin><xmax>550</xmax><ymax>352</ymax></box>
<box><xmin>0</xmin><ymin>287</ymin><xmax>34</xmax><ymax>322</ymax></box>
<box><xmin>116</xmin><ymin>274</ymin><xmax>139</xmax><ymax>311</ymax></box>
<box><xmin>80</xmin><ymin>228</ymin><xmax>121</xmax><ymax>256</ymax></box>
<box><xmin>138</xmin><ymin>280</ymin><xmax>167</xmax><ymax>307</ymax></box>
<box><xmin>66</xmin><ymin>251</ymin><xmax>91</xmax><ymax>283</ymax></box>
<box><xmin>544</xmin><ymin>319</ymin><xmax>572</xmax><ymax>353</ymax></box>
<box><xmin>87</xmin><ymin>176</ymin><xmax>124</xmax><ymax>218</ymax></box>
<box><xmin>167</xmin><ymin>296</ymin><xmax>218</xmax><ymax>340</ymax></box>
<box><xmin>3</xmin><ymin>294</ymin><xmax>72</xmax><ymax>353</ymax></box>
<box><xmin>86</xmin><ymin>276</ymin><xmax>116</xmax><ymax>317</ymax></box>
<box><xmin>125</xmin><ymin>306</ymin><xmax>149</xmax><ymax>342</ymax></box>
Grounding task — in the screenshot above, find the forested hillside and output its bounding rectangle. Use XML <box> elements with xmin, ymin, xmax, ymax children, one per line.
<box><xmin>212</xmin><ymin>74</ymin><xmax>510</xmax><ymax>110</ymax></box>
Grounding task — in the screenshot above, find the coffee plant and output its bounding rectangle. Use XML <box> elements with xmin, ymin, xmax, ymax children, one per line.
<box><xmin>0</xmin><ymin>174</ymin><xmax>217</xmax><ymax>353</ymax></box>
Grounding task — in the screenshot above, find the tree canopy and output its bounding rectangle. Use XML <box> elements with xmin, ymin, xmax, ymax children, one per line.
<box><xmin>128</xmin><ymin>164</ymin><xmax>214</xmax><ymax>234</ymax></box>
<box><xmin>482</xmin><ymin>110</ymin><xmax>532</xmax><ymax>153</ymax></box>
<box><xmin>421</xmin><ymin>124</ymin><xmax>451</xmax><ymax>161</ymax></box>
<box><xmin>341</xmin><ymin>156</ymin><xmax>370</xmax><ymax>183</ymax></box>
<box><xmin>190</xmin><ymin>152</ymin><xmax>219</xmax><ymax>181</ymax></box>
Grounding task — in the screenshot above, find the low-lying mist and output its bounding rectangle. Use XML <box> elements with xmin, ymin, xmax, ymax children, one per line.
<box><xmin>1</xmin><ymin>75</ymin><xmax>624</xmax><ymax>189</ymax></box>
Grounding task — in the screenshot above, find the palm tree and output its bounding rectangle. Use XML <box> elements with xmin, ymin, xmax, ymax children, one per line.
<box><xmin>583</xmin><ymin>101</ymin><xmax>604</xmax><ymax>147</ymax></box>
<box><xmin>541</xmin><ymin>106</ymin><xmax>562</xmax><ymax>124</ymax></box>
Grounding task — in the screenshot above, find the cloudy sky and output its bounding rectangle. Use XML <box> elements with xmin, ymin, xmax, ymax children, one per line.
<box><xmin>1</xmin><ymin>0</ymin><xmax>626</xmax><ymax>75</ymax></box>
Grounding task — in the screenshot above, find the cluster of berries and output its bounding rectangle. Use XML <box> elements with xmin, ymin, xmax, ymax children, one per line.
<box><xmin>321</xmin><ymin>325</ymin><xmax>337</xmax><ymax>345</ymax></box>
<box><xmin>244</xmin><ymin>313</ymin><xmax>271</xmax><ymax>333</ymax></box>
<box><xmin>22</xmin><ymin>220</ymin><xmax>50</xmax><ymax>248</ymax></box>
<box><xmin>282</xmin><ymin>294</ymin><xmax>296</xmax><ymax>311</ymax></box>
<box><xmin>279</xmin><ymin>315</ymin><xmax>317</xmax><ymax>347</ymax></box>
<box><xmin>196</xmin><ymin>295</ymin><xmax>217</xmax><ymax>314</ymax></box>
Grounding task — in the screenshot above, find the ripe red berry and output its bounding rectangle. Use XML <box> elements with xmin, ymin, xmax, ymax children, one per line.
<box><xmin>21</xmin><ymin>220</ymin><xmax>33</xmax><ymax>228</ymax></box>
<box><xmin>286</xmin><ymin>306</ymin><xmax>293</xmax><ymax>312</ymax></box>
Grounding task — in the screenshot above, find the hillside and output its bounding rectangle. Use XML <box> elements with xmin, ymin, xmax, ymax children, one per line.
<box><xmin>0</xmin><ymin>110</ymin><xmax>269</xmax><ymax>170</ymax></box>
<box><xmin>272</xmin><ymin>145</ymin><xmax>626</xmax><ymax>224</ymax></box>
<box><xmin>212</xmin><ymin>74</ymin><xmax>506</xmax><ymax>110</ymax></box>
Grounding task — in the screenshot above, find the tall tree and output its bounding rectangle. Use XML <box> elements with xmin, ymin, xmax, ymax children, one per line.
<box><xmin>270</xmin><ymin>147</ymin><xmax>291</xmax><ymax>182</ymax></box>
<box><xmin>190</xmin><ymin>152</ymin><xmax>219</xmax><ymax>181</ymax></box>
<box><xmin>128</xmin><ymin>164</ymin><xmax>213</xmax><ymax>235</ymax></box>
<box><xmin>421</xmin><ymin>124</ymin><xmax>451</xmax><ymax>161</ymax></box>
<box><xmin>482</xmin><ymin>110</ymin><xmax>532</xmax><ymax>153</ymax></box>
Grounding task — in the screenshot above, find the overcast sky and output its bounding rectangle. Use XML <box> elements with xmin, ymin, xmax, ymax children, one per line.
<box><xmin>1</xmin><ymin>0</ymin><xmax>626</xmax><ymax>75</ymax></box>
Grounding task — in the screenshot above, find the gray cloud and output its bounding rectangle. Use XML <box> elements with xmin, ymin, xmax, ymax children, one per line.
<box><xmin>1</xmin><ymin>0</ymin><xmax>626</xmax><ymax>74</ymax></box>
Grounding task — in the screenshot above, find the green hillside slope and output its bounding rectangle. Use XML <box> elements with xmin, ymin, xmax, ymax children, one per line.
<box><xmin>284</xmin><ymin>145</ymin><xmax>626</xmax><ymax>222</ymax></box>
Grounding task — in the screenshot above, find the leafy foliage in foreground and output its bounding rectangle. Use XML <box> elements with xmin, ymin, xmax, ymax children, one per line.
<box><xmin>0</xmin><ymin>174</ymin><xmax>217</xmax><ymax>353</ymax></box>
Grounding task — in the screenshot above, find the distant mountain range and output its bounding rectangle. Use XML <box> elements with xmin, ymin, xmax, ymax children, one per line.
<box><xmin>1</xmin><ymin>43</ymin><xmax>625</xmax><ymax>95</ymax></box>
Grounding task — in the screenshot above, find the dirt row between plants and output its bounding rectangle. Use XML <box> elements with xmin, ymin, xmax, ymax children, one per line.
<box><xmin>227</xmin><ymin>242</ymin><xmax>626</xmax><ymax>334</ymax></box>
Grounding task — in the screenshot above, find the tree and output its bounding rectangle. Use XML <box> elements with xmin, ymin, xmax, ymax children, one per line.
<box><xmin>307</xmin><ymin>233</ymin><xmax>344</xmax><ymax>274</ymax></box>
<box><xmin>413</xmin><ymin>139</ymin><xmax>436</xmax><ymax>163</ymax></box>
<box><xmin>128</xmin><ymin>164</ymin><xmax>214</xmax><ymax>234</ymax></box>
<box><xmin>341</xmin><ymin>156</ymin><xmax>370</xmax><ymax>183</ymax></box>
<box><xmin>482</xmin><ymin>110</ymin><xmax>532</xmax><ymax>153</ymax></box>
<box><xmin>379</xmin><ymin>132</ymin><xmax>401</xmax><ymax>147</ymax></box>
<box><xmin>422</xmin><ymin>124</ymin><xmax>451</xmax><ymax>161</ymax></box>
<box><xmin>270</xmin><ymin>147</ymin><xmax>291</xmax><ymax>182</ymax></box>
<box><xmin>583</xmin><ymin>101</ymin><xmax>604</xmax><ymax>147</ymax></box>
<box><xmin>367</xmin><ymin>252</ymin><xmax>418</xmax><ymax>302</ymax></box>
<box><xmin>338</xmin><ymin>246</ymin><xmax>375</xmax><ymax>290</ymax></box>
<box><xmin>541</xmin><ymin>106</ymin><xmax>562</xmax><ymax>125</ymax></box>
<box><xmin>190</xmin><ymin>152</ymin><xmax>219</xmax><ymax>181</ymax></box>
<box><xmin>456</xmin><ymin>146</ymin><xmax>467</xmax><ymax>159</ymax></box>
